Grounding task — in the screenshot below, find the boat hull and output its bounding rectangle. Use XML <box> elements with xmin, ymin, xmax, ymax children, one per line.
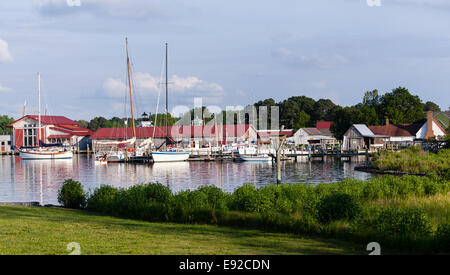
<box><xmin>240</xmin><ymin>155</ymin><xmax>272</xmax><ymax>162</ymax></box>
<box><xmin>151</xmin><ymin>152</ymin><xmax>190</xmax><ymax>162</ymax></box>
<box><xmin>19</xmin><ymin>150</ymin><xmax>73</xmax><ymax>160</ymax></box>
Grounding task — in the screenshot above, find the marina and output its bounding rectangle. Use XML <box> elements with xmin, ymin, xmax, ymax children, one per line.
<box><xmin>0</xmin><ymin>154</ymin><xmax>371</xmax><ymax>206</ymax></box>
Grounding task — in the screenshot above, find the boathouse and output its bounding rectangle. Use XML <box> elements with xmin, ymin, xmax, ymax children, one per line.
<box><xmin>8</xmin><ymin>115</ymin><xmax>93</xmax><ymax>150</ymax></box>
<box><xmin>342</xmin><ymin>124</ymin><xmax>387</xmax><ymax>151</ymax></box>
<box><xmin>291</xmin><ymin>121</ymin><xmax>337</xmax><ymax>147</ymax></box>
<box><xmin>90</xmin><ymin>124</ymin><xmax>258</xmax><ymax>150</ymax></box>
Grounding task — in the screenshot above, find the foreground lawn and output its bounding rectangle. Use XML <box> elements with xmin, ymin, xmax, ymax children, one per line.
<box><xmin>0</xmin><ymin>206</ymin><xmax>363</xmax><ymax>255</ymax></box>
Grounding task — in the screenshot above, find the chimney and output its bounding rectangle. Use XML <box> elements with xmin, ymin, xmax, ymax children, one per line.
<box><xmin>385</xmin><ymin>118</ymin><xmax>389</xmax><ymax>127</ymax></box>
<box><xmin>425</xmin><ymin>111</ymin><xmax>434</xmax><ymax>139</ymax></box>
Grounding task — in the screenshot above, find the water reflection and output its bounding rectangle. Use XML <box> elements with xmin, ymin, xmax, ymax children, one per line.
<box><xmin>0</xmin><ymin>155</ymin><xmax>371</xmax><ymax>205</ymax></box>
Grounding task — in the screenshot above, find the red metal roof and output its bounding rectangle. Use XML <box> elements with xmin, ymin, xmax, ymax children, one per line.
<box><xmin>9</xmin><ymin>115</ymin><xmax>79</xmax><ymax>126</ymax></box>
<box><xmin>257</xmin><ymin>130</ymin><xmax>293</xmax><ymax>137</ymax></box>
<box><xmin>316</xmin><ymin>121</ymin><xmax>332</xmax><ymax>130</ymax></box>
<box><xmin>91</xmin><ymin>124</ymin><xmax>252</xmax><ymax>140</ymax></box>
<box><xmin>369</xmin><ymin>123</ymin><xmax>423</xmax><ymax>137</ymax></box>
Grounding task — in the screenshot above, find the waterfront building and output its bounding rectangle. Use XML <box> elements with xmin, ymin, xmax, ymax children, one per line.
<box><xmin>8</xmin><ymin>115</ymin><xmax>93</xmax><ymax>150</ymax></box>
<box><xmin>91</xmin><ymin>124</ymin><xmax>258</xmax><ymax>150</ymax></box>
<box><xmin>291</xmin><ymin>121</ymin><xmax>337</xmax><ymax>147</ymax></box>
<box><xmin>343</xmin><ymin>111</ymin><xmax>447</xmax><ymax>150</ymax></box>
<box><xmin>0</xmin><ymin>135</ymin><xmax>12</xmax><ymax>153</ymax></box>
<box><xmin>343</xmin><ymin>124</ymin><xmax>387</xmax><ymax>151</ymax></box>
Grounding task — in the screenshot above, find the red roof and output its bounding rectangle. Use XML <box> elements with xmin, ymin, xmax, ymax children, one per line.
<box><xmin>316</xmin><ymin>121</ymin><xmax>332</xmax><ymax>130</ymax></box>
<box><xmin>9</xmin><ymin>115</ymin><xmax>79</xmax><ymax>126</ymax></box>
<box><xmin>257</xmin><ymin>130</ymin><xmax>293</xmax><ymax>137</ymax></box>
<box><xmin>91</xmin><ymin>125</ymin><xmax>252</xmax><ymax>140</ymax></box>
<box><xmin>369</xmin><ymin>123</ymin><xmax>423</xmax><ymax>137</ymax></box>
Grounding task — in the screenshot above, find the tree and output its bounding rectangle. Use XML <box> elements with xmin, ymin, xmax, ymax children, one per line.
<box><xmin>76</xmin><ymin>120</ymin><xmax>89</xmax><ymax>129</ymax></box>
<box><xmin>294</xmin><ymin>110</ymin><xmax>310</xmax><ymax>130</ymax></box>
<box><xmin>88</xmin><ymin>117</ymin><xmax>109</xmax><ymax>131</ymax></box>
<box><xmin>379</xmin><ymin>87</ymin><xmax>425</xmax><ymax>124</ymax></box>
<box><xmin>330</xmin><ymin>106</ymin><xmax>356</xmax><ymax>140</ymax></box>
<box><xmin>0</xmin><ymin>115</ymin><xmax>14</xmax><ymax>134</ymax></box>
<box><xmin>362</xmin><ymin>89</ymin><xmax>380</xmax><ymax>108</ymax></box>
<box><xmin>311</xmin><ymin>99</ymin><xmax>336</xmax><ymax>123</ymax></box>
<box><xmin>423</xmin><ymin>101</ymin><xmax>441</xmax><ymax>112</ymax></box>
<box><xmin>356</xmin><ymin>105</ymin><xmax>379</xmax><ymax>126</ymax></box>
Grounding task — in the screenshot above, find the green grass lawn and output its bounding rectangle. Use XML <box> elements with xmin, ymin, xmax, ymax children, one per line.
<box><xmin>0</xmin><ymin>206</ymin><xmax>364</xmax><ymax>255</ymax></box>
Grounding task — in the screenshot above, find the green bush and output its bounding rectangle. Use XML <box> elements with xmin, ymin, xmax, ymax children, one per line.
<box><xmin>317</xmin><ymin>193</ymin><xmax>361</xmax><ymax>224</ymax></box>
<box><xmin>112</xmin><ymin>183</ymin><xmax>173</xmax><ymax>222</ymax></box>
<box><xmin>374</xmin><ymin>208</ymin><xmax>432</xmax><ymax>241</ymax></box>
<box><xmin>435</xmin><ymin>224</ymin><xmax>450</xmax><ymax>251</ymax></box>
<box><xmin>57</xmin><ymin>179</ymin><xmax>86</xmax><ymax>209</ymax></box>
<box><xmin>171</xmin><ymin>186</ymin><xmax>228</xmax><ymax>224</ymax></box>
<box><xmin>86</xmin><ymin>185</ymin><xmax>119</xmax><ymax>213</ymax></box>
<box><xmin>229</xmin><ymin>184</ymin><xmax>270</xmax><ymax>213</ymax></box>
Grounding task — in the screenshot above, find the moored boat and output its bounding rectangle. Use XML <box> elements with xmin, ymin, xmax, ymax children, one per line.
<box><xmin>151</xmin><ymin>151</ymin><xmax>190</xmax><ymax>162</ymax></box>
<box><xmin>19</xmin><ymin>149</ymin><xmax>73</xmax><ymax>160</ymax></box>
<box><xmin>240</xmin><ymin>154</ymin><xmax>272</xmax><ymax>162</ymax></box>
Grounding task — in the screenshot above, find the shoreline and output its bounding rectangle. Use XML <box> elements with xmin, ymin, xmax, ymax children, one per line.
<box><xmin>354</xmin><ymin>165</ymin><xmax>427</xmax><ymax>176</ymax></box>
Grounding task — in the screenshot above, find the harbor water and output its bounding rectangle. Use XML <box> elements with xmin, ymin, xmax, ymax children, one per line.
<box><xmin>0</xmin><ymin>155</ymin><xmax>372</xmax><ymax>205</ymax></box>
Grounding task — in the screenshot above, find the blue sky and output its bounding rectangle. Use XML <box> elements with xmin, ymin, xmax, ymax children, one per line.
<box><xmin>0</xmin><ymin>0</ymin><xmax>449</xmax><ymax>120</ymax></box>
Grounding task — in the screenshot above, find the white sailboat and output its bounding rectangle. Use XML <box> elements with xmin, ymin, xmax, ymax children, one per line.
<box><xmin>18</xmin><ymin>73</ymin><xmax>73</xmax><ymax>160</ymax></box>
<box><xmin>151</xmin><ymin>43</ymin><xmax>189</xmax><ymax>163</ymax></box>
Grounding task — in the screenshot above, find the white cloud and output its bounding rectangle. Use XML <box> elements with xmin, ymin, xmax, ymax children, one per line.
<box><xmin>0</xmin><ymin>84</ymin><xmax>12</xmax><ymax>93</ymax></box>
<box><xmin>272</xmin><ymin>47</ymin><xmax>348</xmax><ymax>69</ymax></box>
<box><xmin>103</xmin><ymin>73</ymin><xmax>225</xmax><ymax>104</ymax></box>
<box><xmin>33</xmin><ymin>0</ymin><xmax>169</xmax><ymax>19</ymax></box>
<box><xmin>103</xmin><ymin>77</ymin><xmax>128</xmax><ymax>98</ymax></box>
<box><xmin>0</xmin><ymin>39</ymin><xmax>13</xmax><ymax>63</ymax></box>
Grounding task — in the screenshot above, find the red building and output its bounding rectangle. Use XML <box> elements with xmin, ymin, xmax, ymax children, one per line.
<box><xmin>9</xmin><ymin>115</ymin><xmax>93</xmax><ymax>150</ymax></box>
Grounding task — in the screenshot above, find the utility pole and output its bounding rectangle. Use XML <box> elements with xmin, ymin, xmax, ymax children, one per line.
<box><xmin>276</xmin><ymin>125</ymin><xmax>286</xmax><ymax>185</ymax></box>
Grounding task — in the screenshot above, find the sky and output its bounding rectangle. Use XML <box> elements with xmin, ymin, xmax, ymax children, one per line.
<box><xmin>0</xmin><ymin>0</ymin><xmax>449</xmax><ymax>121</ymax></box>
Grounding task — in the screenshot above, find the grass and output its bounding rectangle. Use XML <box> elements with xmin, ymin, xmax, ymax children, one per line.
<box><xmin>372</xmin><ymin>146</ymin><xmax>450</xmax><ymax>175</ymax></box>
<box><xmin>0</xmin><ymin>206</ymin><xmax>364</xmax><ymax>255</ymax></box>
<box><xmin>366</xmin><ymin>193</ymin><xmax>450</xmax><ymax>226</ymax></box>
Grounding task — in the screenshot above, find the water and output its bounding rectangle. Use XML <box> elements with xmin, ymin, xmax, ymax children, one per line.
<box><xmin>0</xmin><ymin>155</ymin><xmax>371</xmax><ymax>205</ymax></box>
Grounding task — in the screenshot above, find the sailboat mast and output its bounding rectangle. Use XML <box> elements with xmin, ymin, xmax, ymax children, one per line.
<box><xmin>126</xmin><ymin>38</ymin><xmax>137</xmax><ymax>149</ymax></box>
<box><xmin>165</xmin><ymin>43</ymin><xmax>169</xmax><ymax>149</ymax></box>
<box><xmin>37</xmin><ymin>72</ymin><xmax>41</xmax><ymax>147</ymax></box>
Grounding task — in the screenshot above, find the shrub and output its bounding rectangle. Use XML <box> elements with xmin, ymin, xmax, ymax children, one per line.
<box><xmin>171</xmin><ymin>186</ymin><xmax>229</xmax><ymax>224</ymax></box>
<box><xmin>435</xmin><ymin>224</ymin><xmax>450</xmax><ymax>251</ymax></box>
<box><xmin>374</xmin><ymin>208</ymin><xmax>433</xmax><ymax>241</ymax></box>
<box><xmin>317</xmin><ymin>193</ymin><xmax>361</xmax><ymax>224</ymax></box>
<box><xmin>86</xmin><ymin>185</ymin><xmax>119</xmax><ymax>213</ymax></box>
<box><xmin>57</xmin><ymin>179</ymin><xmax>86</xmax><ymax>209</ymax></box>
<box><xmin>112</xmin><ymin>183</ymin><xmax>173</xmax><ymax>222</ymax></box>
<box><xmin>229</xmin><ymin>184</ymin><xmax>268</xmax><ymax>213</ymax></box>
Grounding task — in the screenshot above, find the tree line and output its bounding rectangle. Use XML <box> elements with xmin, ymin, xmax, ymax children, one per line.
<box><xmin>0</xmin><ymin>87</ymin><xmax>446</xmax><ymax>140</ymax></box>
<box><xmin>254</xmin><ymin>87</ymin><xmax>444</xmax><ymax>139</ymax></box>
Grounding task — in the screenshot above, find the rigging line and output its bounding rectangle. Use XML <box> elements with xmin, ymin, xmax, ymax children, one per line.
<box><xmin>153</xmin><ymin>47</ymin><xmax>165</xmax><ymax>139</ymax></box>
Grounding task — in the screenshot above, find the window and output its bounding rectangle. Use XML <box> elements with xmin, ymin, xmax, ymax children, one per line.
<box><xmin>23</xmin><ymin>124</ymin><xmax>38</xmax><ymax>147</ymax></box>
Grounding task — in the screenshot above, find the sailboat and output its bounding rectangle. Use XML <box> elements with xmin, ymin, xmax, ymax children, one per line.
<box><xmin>18</xmin><ymin>73</ymin><xmax>73</xmax><ymax>160</ymax></box>
<box><xmin>95</xmin><ymin>38</ymin><xmax>140</xmax><ymax>163</ymax></box>
<box><xmin>151</xmin><ymin>43</ymin><xmax>190</xmax><ymax>163</ymax></box>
